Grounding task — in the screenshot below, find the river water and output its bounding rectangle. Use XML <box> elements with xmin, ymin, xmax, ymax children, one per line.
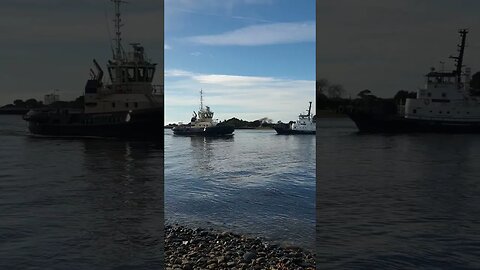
<box><xmin>164</xmin><ymin>128</ymin><xmax>316</xmax><ymax>251</ymax></box>
<box><xmin>5</xmin><ymin>114</ymin><xmax>475</xmax><ymax>268</ymax></box>
<box><xmin>0</xmin><ymin>115</ymin><xmax>315</xmax><ymax>269</ymax></box>
<box><xmin>317</xmin><ymin>118</ymin><xmax>480</xmax><ymax>269</ymax></box>
<box><xmin>0</xmin><ymin>115</ymin><xmax>164</xmax><ymax>269</ymax></box>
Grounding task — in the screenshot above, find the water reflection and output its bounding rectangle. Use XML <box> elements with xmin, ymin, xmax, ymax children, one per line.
<box><xmin>188</xmin><ymin>136</ymin><xmax>234</xmax><ymax>173</ymax></box>
<box><xmin>81</xmin><ymin>140</ymin><xmax>164</xmax><ymax>269</ymax></box>
<box><xmin>165</xmin><ymin>130</ymin><xmax>315</xmax><ymax>250</ymax></box>
<box><xmin>316</xmin><ymin>120</ymin><xmax>480</xmax><ymax>269</ymax></box>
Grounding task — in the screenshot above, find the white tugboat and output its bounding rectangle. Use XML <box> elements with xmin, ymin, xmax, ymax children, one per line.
<box><xmin>23</xmin><ymin>0</ymin><xmax>163</xmax><ymax>137</ymax></box>
<box><xmin>274</xmin><ymin>101</ymin><xmax>316</xmax><ymax>134</ymax></box>
<box><xmin>347</xmin><ymin>29</ymin><xmax>480</xmax><ymax>133</ymax></box>
<box><xmin>172</xmin><ymin>90</ymin><xmax>234</xmax><ymax>136</ymax></box>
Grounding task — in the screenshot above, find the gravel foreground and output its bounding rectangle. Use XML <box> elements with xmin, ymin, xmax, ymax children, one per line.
<box><xmin>165</xmin><ymin>225</ymin><xmax>315</xmax><ymax>270</ymax></box>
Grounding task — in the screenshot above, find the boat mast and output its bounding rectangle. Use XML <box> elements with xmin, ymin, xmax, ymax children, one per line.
<box><xmin>200</xmin><ymin>89</ymin><xmax>204</xmax><ymax>110</ymax></box>
<box><xmin>307</xmin><ymin>101</ymin><xmax>312</xmax><ymax>119</ymax></box>
<box><xmin>449</xmin><ymin>28</ymin><xmax>468</xmax><ymax>86</ymax></box>
<box><xmin>112</xmin><ymin>0</ymin><xmax>125</xmax><ymax>61</ymax></box>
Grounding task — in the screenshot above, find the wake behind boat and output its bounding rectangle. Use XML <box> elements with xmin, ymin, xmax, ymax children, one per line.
<box><xmin>274</xmin><ymin>102</ymin><xmax>316</xmax><ymax>134</ymax></box>
<box><xmin>346</xmin><ymin>29</ymin><xmax>480</xmax><ymax>133</ymax></box>
<box><xmin>23</xmin><ymin>0</ymin><xmax>163</xmax><ymax>138</ymax></box>
<box><xmin>172</xmin><ymin>90</ymin><xmax>234</xmax><ymax>136</ymax></box>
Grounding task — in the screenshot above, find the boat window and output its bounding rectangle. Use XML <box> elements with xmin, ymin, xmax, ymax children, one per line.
<box><xmin>134</xmin><ymin>102</ymin><xmax>138</xmax><ymax>108</ymax></box>
<box><xmin>442</xmin><ymin>93</ymin><xmax>446</xmax><ymax>98</ymax></box>
<box><xmin>413</xmin><ymin>109</ymin><xmax>417</xmax><ymax>114</ymax></box>
<box><xmin>108</xmin><ymin>67</ymin><xmax>116</xmax><ymax>82</ymax></box>
<box><xmin>127</xmin><ymin>67</ymin><xmax>135</xmax><ymax>82</ymax></box>
<box><xmin>427</xmin><ymin>92</ymin><xmax>431</xmax><ymax>97</ymax></box>
<box><xmin>85</xmin><ymin>102</ymin><xmax>97</xmax><ymax>107</ymax></box>
<box><xmin>447</xmin><ymin>111</ymin><xmax>450</xmax><ymax>114</ymax></box>
<box><xmin>125</xmin><ymin>103</ymin><xmax>129</xmax><ymax>108</ymax></box>
<box><xmin>439</xmin><ymin>111</ymin><xmax>442</xmax><ymax>114</ymax></box>
<box><xmin>147</xmin><ymin>68</ymin><xmax>155</xmax><ymax>82</ymax></box>
<box><xmin>112</xmin><ymin>102</ymin><xmax>116</xmax><ymax>108</ymax></box>
<box><xmin>121</xmin><ymin>69</ymin><xmax>126</xmax><ymax>82</ymax></box>
<box><xmin>138</xmin><ymin>68</ymin><xmax>145</xmax><ymax>81</ymax></box>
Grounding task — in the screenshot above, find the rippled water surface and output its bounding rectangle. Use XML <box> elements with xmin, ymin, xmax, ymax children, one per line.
<box><xmin>317</xmin><ymin>118</ymin><xmax>480</xmax><ymax>269</ymax></box>
<box><xmin>0</xmin><ymin>115</ymin><xmax>164</xmax><ymax>269</ymax></box>
<box><xmin>164</xmin><ymin>128</ymin><xmax>316</xmax><ymax>250</ymax></box>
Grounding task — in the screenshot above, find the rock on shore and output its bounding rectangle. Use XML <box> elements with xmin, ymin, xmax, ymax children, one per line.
<box><xmin>165</xmin><ymin>225</ymin><xmax>315</xmax><ymax>270</ymax></box>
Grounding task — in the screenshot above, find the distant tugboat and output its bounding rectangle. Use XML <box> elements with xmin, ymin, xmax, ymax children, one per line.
<box><xmin>346</xmin><ymin>29</ymin><xmax>480</xmax><ymax>133</ymax></box>
<box><xmin>23</xmin><ymin>0</ymin><xmax>163</xmax><ymax>138</ymax></box>
<box><xmin>172</xmin><ymin>90</ymin><xmax>234</xmax><ymax>136</ymax></box>
<box><xmin>274</xmin><ymin>102</ymin><xmax>316</xmax><ymax>134</ymax></box>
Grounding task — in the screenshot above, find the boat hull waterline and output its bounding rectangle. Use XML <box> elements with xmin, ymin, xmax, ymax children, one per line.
<box><xmin>25</xmin><ymin>108</ymin><xmax>164</xmax><ymax>138</ymax></box>
<box><xmin>274</xmin><ymin>125</ymin><xmax>315</xmax><ymax>135</ymax></box>
<box><xmin>348</xmin><ymin>112</ymin><xmax>480</xmax><ymax>133</ymax></box>
<box><xmin>172</xmin><ymin>125</ymin><xmax>234</xmax><ymax>136</ymax></box>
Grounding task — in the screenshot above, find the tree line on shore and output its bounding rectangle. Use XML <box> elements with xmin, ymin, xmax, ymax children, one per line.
<box><xmin>1</xmin><ymin>96</ymin><xmax>85</xmax><ymax>110</ymax></box>
<box><xmin>166</xmin><ymin>117</ymin><xmax>279</xmax><ymax>129</ymax></box>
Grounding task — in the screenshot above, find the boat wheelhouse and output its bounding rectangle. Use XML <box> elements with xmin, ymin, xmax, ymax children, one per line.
<box><xmin>346</xmin><ymin>29</ymin><xmax>480</xmax><ymax>133</ymax></box>
<box><xmin>23</xmin><ymin>0</ymin><xmax>163</xmax><ymax>138</ymax></box>
<box><xmin>172</xmin><ymin>90</ymin><xmax>234</xmax><ymax>136</ymax></box>
<box><xmin>274</xmin><ymin>101</ymin><xmax>316</xmax><ymax>134</ymax></box>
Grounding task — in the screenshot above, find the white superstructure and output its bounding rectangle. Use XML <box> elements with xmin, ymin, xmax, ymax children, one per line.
<box><xmin>403</xmin><ymin>29</ymin><xmax>480</xmax><ymax>122</ymax></box>
<box><xmin>290</xmin><ymin>101</ymin><xmax>316</xmax><ymax>132</ymax></box>
<box><xmin>83</xmin><ymin>0</ymin><xmax>162</xmax><ymax>114</ymax></box>
<box><xmin>187</xmin><ymin>90</ymin><xmax>217</xmax><ymax>128</ymax></box>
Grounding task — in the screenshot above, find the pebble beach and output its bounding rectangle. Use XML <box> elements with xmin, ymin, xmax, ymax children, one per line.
<box><xmin>165</xmin><ymin>225</ymin><xmax>315</xmax><ymax>270</ymax></box>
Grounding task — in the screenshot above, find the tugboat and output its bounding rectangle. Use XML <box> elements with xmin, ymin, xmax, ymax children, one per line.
<box><xmin>172</xmin><ymin>90</ymin><xmax>234</xmax><ymax>136</ymax></box>
<box><xmin>23</xmin><ymin>0</ymin><xmax>163</xmax><ymax>138</ymax></box>
<box><xmin>274</xmin><ymin>101</ymin><xmax>316</xmax><ymax>134</ymax></box>
<box><xmin>346</xmin><ymin>29</ymin><xmax>480</xmax><ymax>133</ymax></box>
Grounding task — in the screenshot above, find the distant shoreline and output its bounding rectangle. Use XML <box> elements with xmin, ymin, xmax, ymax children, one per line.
<box><xmin>164</xmin><ymin>125</ymin><xmax>274</xmax><ymax>130</ymax></box>
<box><xmin>0</xmin><ymin>108</ymin><xmax>29</xmax><ymax>115</ymax></box>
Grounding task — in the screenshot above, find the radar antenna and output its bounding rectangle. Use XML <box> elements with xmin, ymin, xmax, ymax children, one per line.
<box><xmin>449</xmin><ymin>28</ymin><xmax>468</xmax><ymax>86</ymax></box>
<box><xmin>307</xmin><ymin>101</ymin><xmax>312</xmax><ymax>119</ymax></box>
<box><xmin>112</xmin><ymin>0</ymin><xmax>127</xmax><ymax>61</ymax></box>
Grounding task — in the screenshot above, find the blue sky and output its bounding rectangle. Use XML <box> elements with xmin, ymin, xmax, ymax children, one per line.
<box><xmin>164</xmin><ymin>0</ymin><xmax>315</xmax><ymax>124</ymax></box>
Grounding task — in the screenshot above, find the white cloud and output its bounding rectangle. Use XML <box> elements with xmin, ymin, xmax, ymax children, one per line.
<box><xmin>185</xmin><ymin>21</ymin><xmax>315</xmax><ymax>46</ymax></box>
<box><xmin>193</xmin><ymin>74</ymin><xmax>275</xmax><ymax>86</ymax></box>
<box><xmin>165</xmin><ymin>69</ymin><xmax>196</xmax><ymax>77</ymax></box>
<box><xmin>165</xmin><ymin>69</ymin><xmax>315</xmax><ymax>124</ymax></box>
<box><xmin>190</xmin><ymin>51</ymin><xmax>202</xmax><ymax>56</ymax></box>
<box><xmin>166</xmin><ymin>0</ymin><xmax>273</xmax><ymax>12</ymax></box>
<box><xmin>165</xmin><ymin>44</ymin><xmax>172</xmax><ymax>50</ymax></box>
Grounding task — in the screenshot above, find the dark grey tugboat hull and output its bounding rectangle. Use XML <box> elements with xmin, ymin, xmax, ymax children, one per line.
<box><xmin>172</xmin><ymin>125</ymin><xmax>234</xmax><ymax>136</ymax></box>
<box><xmin>24</xmin><ymin>108</ymin><xmax>164</xmax><ymax>138</ymax></box>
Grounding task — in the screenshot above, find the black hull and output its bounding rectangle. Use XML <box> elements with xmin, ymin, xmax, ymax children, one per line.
<box><xmin>348</xmin><ymin>112</ymin><xmax>480</xmax><ymax>133</ymax></box>
<box><xmin>172</xmin><ymin>125</ymin><xmax>234</xmax><ymax>136</ymax></box>
<box><xmin>25</xmin><ymin>108</ymin><xmax>164</xmax><ymax>138</ymax></box>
